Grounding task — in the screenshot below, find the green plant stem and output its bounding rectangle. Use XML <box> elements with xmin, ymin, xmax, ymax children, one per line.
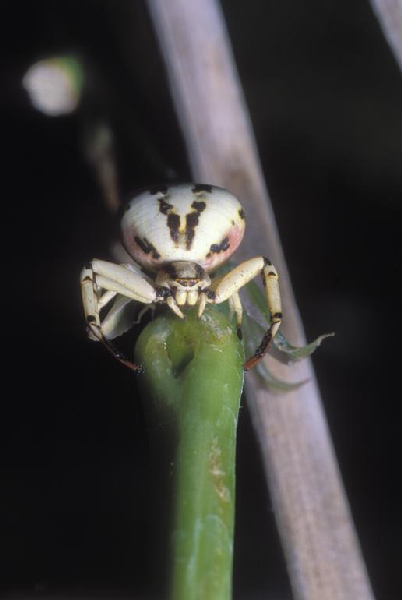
<box><xmin>146</xmin><ymin>3</ymin><xmax>375</xmax><ymax>599</ymax></box>
<box><xmin>135</xmin><ymin>307</ymin><xmax>244</xmax><ymax>600</ymax></box>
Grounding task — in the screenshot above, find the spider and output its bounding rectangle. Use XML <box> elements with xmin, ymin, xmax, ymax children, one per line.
<box><xmin>80</xmin><ymin>183</ymin><xmax>282</xmax><ymax>372</ymax></box>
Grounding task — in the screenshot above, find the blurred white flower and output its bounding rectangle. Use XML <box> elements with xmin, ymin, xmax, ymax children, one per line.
<box><xmin>23</xmin><ymin>57</ymin><xmax>83</xmax><ymax>116</ymax></box>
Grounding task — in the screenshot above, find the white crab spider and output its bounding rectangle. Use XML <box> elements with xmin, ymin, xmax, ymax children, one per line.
<box><xmin>81</xmin><ymin>183</ymin><xmax>282</xmax><ymax>372</ymax></box>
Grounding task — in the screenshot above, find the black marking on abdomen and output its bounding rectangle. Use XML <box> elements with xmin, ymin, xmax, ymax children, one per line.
<box><xmin>158</xmin><ymin>196</ymin><xmax>174</xmax><ymax>214</ymax></box>
<box><xmin>134</xmin><ymin>236</ymin><xmax>161</xmax><ymax>259</ymax></box>
<box><xmin>167</xmin><ymin>213</ymin><xmax>180</xmax><ymax>243</ymax></box>
<box><xmin>150</xmin><ymin>185</ymin><xmax>168</xmax><ymax>196</ymax></box>
<box><xmin>157</xmin><ymin>197</ymin><xmax>181</xmax><ymax>244</ymax></box>
<box><xmin>192</xmin><ymin>184</ymin><xmax>213</xmax><ymax>194</ymax></box>
<box><xmin>192</xmin><ymin>200</ymin><xmax>206</xmax><ymax>212</ymax></box>
<box><xmin>185</xmin><ymin>200</ymin><xmax>207</xmax><ymax>249</ymax></box>
<box><xmin>208</xmin><ymin>236</ymin><xmax>230</xmax><ymax>255</ymax></box>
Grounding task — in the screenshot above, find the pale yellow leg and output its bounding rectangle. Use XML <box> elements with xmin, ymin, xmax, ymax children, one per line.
<box><xmin>208</xmin><ymin>257</ymin><xmax>282</xmax><ymax>370</ymax></box>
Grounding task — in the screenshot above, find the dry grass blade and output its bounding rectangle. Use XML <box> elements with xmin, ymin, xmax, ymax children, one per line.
<box><xmin>370</xmin><ymin>0</ymin><xmax>402</xmax><ymax>71</ymax></box>
<box><xmin>146</xmin><ymin>0</ymin><xmax>376</xmax><ymax>599</ymax></box>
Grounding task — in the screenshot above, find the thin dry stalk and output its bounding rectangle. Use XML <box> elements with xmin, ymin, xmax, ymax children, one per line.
<box><xmin>370</xmin><ymin>0</ymin><xmax>402</xmax><ymax>71</ymax></box>
<box><xmin>145</xmin><ymin>1</ymin><xmax>375</xmax><ymax>599</ymax></box>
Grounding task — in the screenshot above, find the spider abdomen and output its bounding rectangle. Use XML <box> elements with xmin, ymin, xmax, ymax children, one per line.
<box><xmin>121</xmin><ymin>183</ymin><xmax>245</xmax><ymax>272</ymax></box>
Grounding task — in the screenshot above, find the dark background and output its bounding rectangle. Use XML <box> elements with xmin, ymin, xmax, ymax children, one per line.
<box><xmin>1</xmin><ymin>1</ymin><xmax>401</xmax><ymax>599</ymax></box>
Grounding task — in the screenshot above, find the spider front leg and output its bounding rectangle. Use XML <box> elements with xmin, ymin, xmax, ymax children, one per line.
<box><xmin>80</xmin><ymin>259</ymin><xmax>157</xmax><ymax>372</ymax></box>
<box><xmin>228</xmin><ymin>291</ymin><xmax>243</xmax><ymax>339</ymax></box>
<box><xmin>209</xmin><ymin>257</ymin><xmax>282</xmax><ymax>370</ymax></box>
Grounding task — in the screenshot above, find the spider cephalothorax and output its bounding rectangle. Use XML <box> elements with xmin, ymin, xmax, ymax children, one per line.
<box><xmin>81</xmin><ymin>183</ymin><xmax>282</xmax><ymax>372</ymax></box>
